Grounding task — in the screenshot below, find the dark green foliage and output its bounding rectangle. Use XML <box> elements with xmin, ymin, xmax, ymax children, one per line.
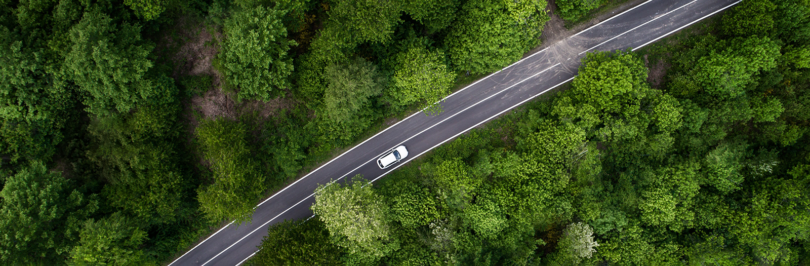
<box><xmin>221</xmin><ymin>5</ymin><xmax>295</xmax><ymax>101</ymax></box>
<box><xmin>253</xmin><ymin>219</ymin><xmax>343</xmax><ymax>265</ymax></box>
<box><xmin>0</xmin><ymin>161</ymin><xmax>97</xmax><ymax>264</ymax></box>
<box><xmin>555</xmin><ymin>0</ymin><xmax>603</xmax><ymax>22</ymax></box>
<box><xmin>721</xmin><ymin>0</ymin><xmax>776</xmax><ymax>37</ymax></box>
<box><xmin>402</xmin><ymin>0</ymin><xmax>459</xmax><ymax>32</ymax></box>
<box><xmin>87</xmin><ymin>102</ymin><xmax>186</xmax><ymax>225</ymax></box>
<box><xmin>66</xmin><ymin>9</ymin><xmax>169</xmax><ymax>115</ymax></box>
<box><xmin>325</xmin><ymin>0</ymin><xmax>402</xmax><ymax>44</ymax></box>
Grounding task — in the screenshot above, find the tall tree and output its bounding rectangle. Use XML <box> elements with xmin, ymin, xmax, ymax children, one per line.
<box><xmin>196</xmin><ymin>118</ymin><xmax>265</xmax><ymax>223</ymax></box>
<box><xmin>0</xmin><ymin>161</ymin><xmax>97</xmax><ymax>264</ymax></box>
<box><xmin>446</xmin><ymin>0</ymin><xmax>548</xmax><ymax>74</ymax></box>
<box><xmin>390</xmin><ymin>45</ymin><xmax>454</xmax><ymax>115</ymax></box>
<box><xmin>221</xmin><ymin>6</ymin><xmax>295</xmax><ymax>101</ymax></box>
<box><xmin>402</xmin><ymin>0</ymin><xmax>459</xmax><ymax>32</ymax></box>
<box><xmin>254</xmin><ymin>219</ymin><xmax>343</xmax><ymax>265</ymax></box>
<box><xmin>323</xmin><ymin>57</ymin><xmax>384</xmax><ymax>123</ymax></box>
<box><xmin>325</xmin><ymin>0</ymin><xmax>402</xmax><ymax>44</ymax></box>
<box><xmin>65</xmin><ymin>9</ymin><xmax>169</xmax><ymax>115</ymax></box>
<box><xmin>311</xmin><ymin>178</ymin><xmax>398</xmax><ymax>264</ymax></box>
<box><xmin>69</xmin><ymin>212</ymin><xmax>151</xmax><ymax>266</ymax></box>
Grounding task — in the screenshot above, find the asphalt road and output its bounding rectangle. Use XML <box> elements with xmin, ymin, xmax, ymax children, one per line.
<box><xmin>169</xmin><ymin>0</ymin><xmax>741</xmax><ymax>265</ymax></box>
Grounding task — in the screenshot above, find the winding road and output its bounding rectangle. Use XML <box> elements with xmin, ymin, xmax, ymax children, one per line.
<box><xmin>169</xmin><ymin>0</ymin><xmax>742</xmax><ymax>264</ymax></box>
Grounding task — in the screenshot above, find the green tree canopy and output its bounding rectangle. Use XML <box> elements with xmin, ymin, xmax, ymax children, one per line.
<box><xmin>0</xmin><ymin>161</ymin><xmax>96</xmax><ymax>264</ymax></box>
<box><xmin>402</xmin><ymin>0</ymin><xmax>459</xmax><ymax>32</ymax></box>
<box><xmin>221</xmin><ymin>6</ymin><xmax>295</xmax><ymax>101</ymax></box>
<box><xmin>65</xmin><ymin>9</ymin><xmax>169</xmax><ymax>115</ymax></box>
<box><xmin>390</xmin><ymin>45</ymin><xmax>454</xmax><ymax>115</ymax></box>
<box><xmin>87</xmin><ymin>103</ymin><xmax>185</xmax><ymax>225</ymax></box>
<box><xmin>323</xmin><ymin>57</ymin><xmax>384</xmax><ymax>123</ymax></box>
<box><xmin>325</xmin><ymin>0</ymin><xmax>401</xmax><ymax>44</ymax></box>
<box><xmin>254</xmin><ymin>219</ymin><xmax>343</xmax><ymax>265</ymax></box>
<box><xmin>311</xmin><ymin>178</ymin><xmax>398</xmax><ymax>264</ymax></box>
<box><xmin>446</xmin><ymin>0</ymin><xmax>549</xmax><ymax>74</ymax></box>
<box><xmin>196</xmin><ymin>118</ymin><xmax>265</xmax><ymax>223</ymax></box>
<box><xmin>721</xmin><ymin>0</ymin><xmax>776</xmax><ymax>37</ymax></box>
<box><xmin>69</xmin><ymin>212</ymin><xmax>151</xmax><ymax>266</ymax></box>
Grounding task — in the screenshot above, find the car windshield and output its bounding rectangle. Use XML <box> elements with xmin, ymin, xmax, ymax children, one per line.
<box><xmin>393</xmin><ymin>151</ymin><xmax>400</xmax><ymax>160</ymax></box>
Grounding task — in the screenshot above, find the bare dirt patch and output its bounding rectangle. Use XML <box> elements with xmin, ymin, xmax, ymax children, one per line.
<box><xmin>644</xmin><ymin>54</ymin><xmax>671</xmax><ymax>89</ymax></box>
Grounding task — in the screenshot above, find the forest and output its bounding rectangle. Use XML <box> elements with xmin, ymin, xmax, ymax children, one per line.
<box><xmin>0</xmin><ymin>0</ymin><xmax>807</xmax><ymax>265</ymax></box>
<box><xmin>254</xmin><ymin>0</ymin><xmax>810</xmax><ymax>265</ymax></box>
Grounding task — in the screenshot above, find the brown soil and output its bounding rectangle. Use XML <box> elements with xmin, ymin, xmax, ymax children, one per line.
<box><xmin>644</xmin><ymin>54</ymin><xmax>671</xmax><ymax>89</ymax></box>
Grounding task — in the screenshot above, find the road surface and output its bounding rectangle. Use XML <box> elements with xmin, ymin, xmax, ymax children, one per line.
<box><xmin>170</xmin><ymin>0</ymin><xmax>741</xmax><ymax>264</ymax></box>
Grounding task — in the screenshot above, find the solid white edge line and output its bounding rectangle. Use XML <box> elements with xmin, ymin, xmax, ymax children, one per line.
<box><xmin>200</xmin><ymin>62</ymin><xmax>564</xmax><ymax>266</ymax></box>
<box><xmin>579</xmin><ymin>0</ymin><xmax>696</xmax><ymax>55</ymax></box>
<box><xmin>571</xmin><ymin>0</ymin><xmax>653</xmax><ymax>38</ymax></box>
<box><xmin>370</xmin><ymin>75</ymin><xmax>579</xmax><ymax>184</ymax></box>
<box><xmin>166</xmin><ymin>220</ymin><xmax>234</xmax><ymax>266</ymax></box>
<box><xmin>632</xmin><ymin>0</ymin><xmax>743</xmax><ymax>51</ymax></box>
<box><xmin>235</xmin><ymin>251</ymin><xmax>258</xmax><ymax>266</ymax></box>
<box><xmin>201</xmin><ymin>194</ymin><xmax>316</xmax><ymax>266</ymax></box>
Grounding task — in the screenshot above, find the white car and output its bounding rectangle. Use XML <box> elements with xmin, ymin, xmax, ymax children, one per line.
<box><xmin>377</xmin><ymin>146</ymin><xmax>409</xmax><ymax>169</ymax></box>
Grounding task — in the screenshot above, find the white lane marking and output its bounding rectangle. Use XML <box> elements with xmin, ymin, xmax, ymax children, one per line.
<box><xmin>444</xmin><ymin>46</ymin><xmax>551</xmax><ymax>100</ymax></box>
<box><xmin>633</xmin><ymin>0</ymin><xmax>742</xmax><ymax>51</ymax></box>
<box><xmin>201</xmin><ymin>194</ymin><xmax>316</xmax><ymax>266</ymax></box>
<box><xmin>571</xmin><ymin>0</ymin><xmax>653</xmax><ymax>38</ymax></box>
<box><xmin>166</xmin><ymin>220</ymin><xmax>235</xmax><ymax>266</ymax></box>
<box><xmin>200</xmin><ymin>62</ymin><xmax>563</xmax><ymax>266</ymax></box>
<box><xmin>235</xmin><ymin>251</ymin><xmax>258</xmax><ymax>266</ymax></box>
<box><xmin>579</xmin><ymin>0</ymin><xmax>696</xmax><ymax>55</ymax></box>
<box><xmin>371</xmin><ymin>75</ymin><xmax>579</xmax><ymax>183</ymax></box>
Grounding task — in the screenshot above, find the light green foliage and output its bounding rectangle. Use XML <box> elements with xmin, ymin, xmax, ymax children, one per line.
<box><xmin>721</xmin><ymin>0</ymin><xmax>776</xmax><ymax>36</ymax></box>
<box><xmin>196</xmin><ymin>118</ymin><xmax>265</xmax><ymax>223</ymax></box>
<box><xmin>221</xmin><ymin>6</ymin><xmax>295</xmax><ymax>101</ymax></box>
<box><xmin>0</xmin><ymin>161</ymin><xmax>96</xmax><ymax>264</ymax></box>
<box><xmin>402</xmin><ymin>0</ymin><xmax>459</xmax><ymax>32</ymax></box>
<box><xmin>638</xmin><ymin>164</ymin><xmax>700</xmax><ymax>232</ymax></box>
<box><xmin>87</xmin><ymin>103</ymin><xmax>185</xmax><ymax>225</ymax></box>
<box><xmin>323</xmin><ymin>57</ymin><xmax>384</xmax><ymax>123</ymax></box>
<box><xmin>254</xmin><ymin>219</ymin><xmax>343</xmax><ymax>265</ymax></box>
<box><xmin>554</xmin><ymin>222</ymin><xmax>599</xmax><ymax>264</ymax></box>
<box><xmin>69</xmin><ymin>212</ymin><xmax>151</xmax><ymax>266</ymax></box>
<box><xmin>325</xmin><ymin>0</ymin><xmax>401</xmax><ymax>44</ymax></box>
<box><xmin>311</xmin><ymin>178</ymin><xmax>398</xmax><ymax>263</ymax></box>
<box><xmin>389</xmin><ymin>187</ymin><xmax>440</xmax><ymax>228</ymax></box>
<box><xmin>554</xmin><ymin>51</ymin><xmax>682</xmax><ymax>161</ymax></box>
<box><xmin>390</xmin><ymin>45</ymin><xmax>454</xmax><ymax>115</ymax></box>
<box><xmin>702</xmin><ymin>141</ymin><xmax>747</xmax><ymax>194</ymax></box>
<box><xmin>124</xmin><ymin>0</ymin><xmax>166</xmax><ymax>21</ymax></box>
<box><xmin>554</xmin><ymin>0</ymin><xmax>603</xmax><ymax>22</ymax></box>
<box><xmin>65</xmin><ymin>9</ymin><xmax>165</xmax><ymax>115</ymax></box>
<box><xmin>598</xmin><ymin>225</ymin><xmax>656</xmax><ymax>264</ymax></box>
<box><xmin>694</xmin><ymin>37</ymin><xmax>780</xmax><ymax>99</ymax></box>
<box><xmin>447</xmin><ymin>0</ymin><xmax>549</xmax><ymax>74</ymax></box>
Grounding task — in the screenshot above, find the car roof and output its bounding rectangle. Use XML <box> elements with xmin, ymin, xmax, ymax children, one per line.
<box><xmin>379</xmin><ymin>153</ymin><xmax>397</xmax><ymax>167</ymax></box>
<box><xmin>394</xmin><ymin>146</ymin><xmax>408</xmax><ymax>158</ymax></box>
